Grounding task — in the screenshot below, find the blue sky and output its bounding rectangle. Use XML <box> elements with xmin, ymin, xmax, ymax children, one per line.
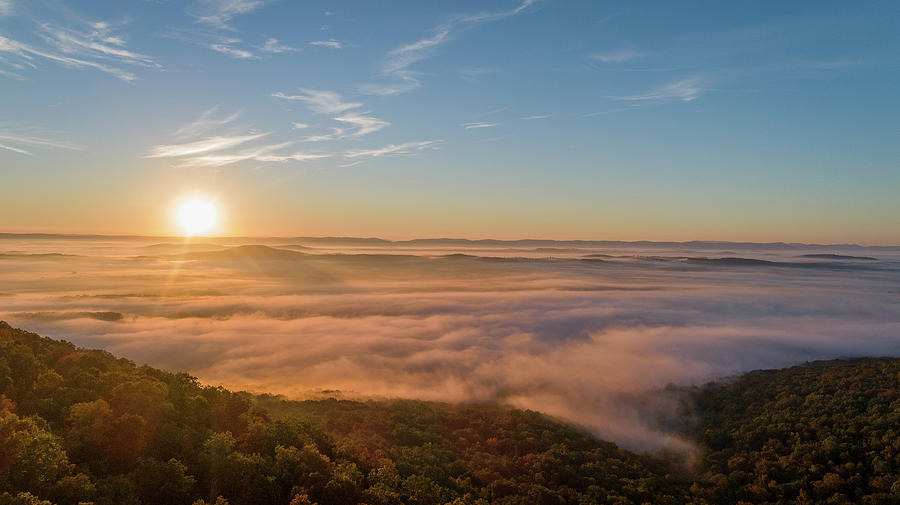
<box><xmin>0</xmin><ymin>0</ymin><xmax>898</xmax><ymax>243</ymax></box>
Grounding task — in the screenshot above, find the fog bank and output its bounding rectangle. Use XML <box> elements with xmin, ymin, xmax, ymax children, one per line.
<box><xmin>2</xmin><ymin>235</ymin><xmax>899</xmax><ymax>453</ymax></box>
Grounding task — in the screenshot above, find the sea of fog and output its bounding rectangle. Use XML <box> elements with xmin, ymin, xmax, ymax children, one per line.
<box><xmin>2</xmin><ymin>234</ymin><xmax>899</xmax><ymax>453</ymax></box>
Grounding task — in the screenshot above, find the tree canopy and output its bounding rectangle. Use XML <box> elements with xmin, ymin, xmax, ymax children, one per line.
<box><xmin>0</xmin><ymin>322</ymin><xmax>687</xmax><ymax>505</ymax></box>
<box><xmin>4</xmin><ymin>321</ymin><xmax>900</xmax><ymax>505</ymax></box>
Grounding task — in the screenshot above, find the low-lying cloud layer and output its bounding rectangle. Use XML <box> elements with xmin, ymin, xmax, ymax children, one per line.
<box><xmin>2</xmin><ymin>236</ymin><xmax>899</xmax><ymax>453</ymax></box>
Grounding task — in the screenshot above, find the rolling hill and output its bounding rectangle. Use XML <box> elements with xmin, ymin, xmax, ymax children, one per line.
<box><xmin>3</xmin><ymin>322</ymin><xmax>900</xmax><ymax>504</ymax></box>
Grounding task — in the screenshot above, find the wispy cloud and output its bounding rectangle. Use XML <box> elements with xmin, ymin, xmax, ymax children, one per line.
<box><xmin>291</xmin><ymin>122</ymin><xmax>309</xmax><ymax>129</ymax></box>
<box><xmin>192</xmin><ymin>0</ymin><xmax>269</xmax><ymax>29</ymax></box>
<box><xmin>173</xmin><ymin>141</ymin><xmax>318</xmax><ymax>167</ymax></box>
<box><xmin>0</xmin><ymin>16</ymin><xmax>157</xmax><ymax>82</ymax></box>
<box><xmin>460</xmin><ymin>122</ymin><xmax>497</xmax><ymax>129</ymax></box>
<box><xmin>209</xmin><ymin>43</ymin><xmax>258</xmax><ymax>59</ymax></box>
<box><xmin>334</xmin><ymin>112</ymin><xmax>391</xmax><ymax>137</ymax></box>
<box><xmin>174</xmin><ymin>107</ymin><xmax>241</xmax><ymax>139</ymax></box>
<box><xmin>146</xmin><ymin>136</ymin><xmax>329</xmax><ymax>168</ymax></box>
<box><xmin>254</xmin><ymin>152</ymin><xmax>330</xmax><ymax>163</ymax></box>
<box><xmin>521</xmin><ymin>114</ymin><xmax>552</xmax><ymax>120</ymax></box>
<box><xmin>273</xmin><ymin>88</ymin><xmax>389</xmax><ymax>140</ymax></box>
<box><xmin>146</xmin><ymin>109</ymin><xmax>329</xmax><ymax>167</ymax></box>
<box><xmin>0</xmin><ymin>129</ymin><xmax>82</xmax><ymax>155</ymax></box>
<box><xmin>0</xmin><ymin>143</ymin><xmax>31</xmax><ymax>155</ymax></box>
<box><xmin>37</xmin><ymin>23</ymin><xmax>158</xmax><ymax>68</ymax></box>
<box><xmin>175</xmin><ymin>142</ymin><xmax>290</xmax><ymax>167</ymax></box>
<box><xmin>618</xmin><ymin>77</ymin><xmax>704</xmax><ymax>102</ymax></box>
<box><xmin>361</xmin><ymin>0</ymin><xmax>538</xmax><ymax>95</ymax></box>
<box><xmin>0</xmin><ymin>68</ymin><xmax>24</xmax><ymax>79</ymax></box>
<box><xmin>592</xmin><ymin>44</ymin><xmax>644</xmax><ymax>63</ymax></box>
<box><xmin>162</xmin><ymin>28</ymin><xmax>260</xmax><ymax>61</ymax></box>
<box><xmin>144</xmin><ymin>133</ymin><xmax>269</xmax><ymax>158</ymax></box>
<box><xmin>272</xmin><ymin>88</ymin><xmax>362</xmax><ymax>114</ymax></box>
<box><xmin>262</xmin><ymin>38</ymin><xmax>298</xmax><ymax>53</ymax></box>
<box><xmin>303</xmin><ymin>128</ymin><xmax>346</xmax><ymax>143</ymax></box>
<box><xmin>183</xmin><ymin>1</ymin><xmax>277</xmax><ymax>57</ymax></box>
<box><xmin>0</xmin><ymin>0</ymin><xmax>11</xmax><ymax>16</ymax></box>
<box><xmin>345</xmin><ymin>140</ymin><xmax>443</xmax><ymax>158</ymax></box>
<box><xmin>309</xmin><ymin>39</ymin><xmax>342</xmax><ymax>49</ymax></box>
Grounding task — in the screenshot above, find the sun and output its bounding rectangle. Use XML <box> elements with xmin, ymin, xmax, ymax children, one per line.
<box><xmin>176</xmin><ymin>198</ymin><xmax>218</xmax><ymax>236</ymax></box>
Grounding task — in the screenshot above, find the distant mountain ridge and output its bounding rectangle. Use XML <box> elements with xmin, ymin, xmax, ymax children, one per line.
<box><xmin>2</xmin><ymin>233</ymin><xmax>899</xmax><ymax>250</ymax></box>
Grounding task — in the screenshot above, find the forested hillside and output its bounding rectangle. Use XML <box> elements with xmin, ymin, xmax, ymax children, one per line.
<box><xmin>692</xmin><ymin>359</ymin><xmax>900</xmax><ymax>505</ymax></box>
<box><xmin>5</xmin><ymin>321</ymin><xmax>900</xmax><ymax>505</ymax></box>
<box><xmin>0</xmin><ymin>322</ymin><xmax>689</xmax><ymax>505</ymax></box>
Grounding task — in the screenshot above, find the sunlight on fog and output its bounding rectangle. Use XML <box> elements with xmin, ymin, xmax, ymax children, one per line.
<box><xmin>2</xmin><ymin>236</ymin><xmax>898</xmax><ymax>452</ymax></box>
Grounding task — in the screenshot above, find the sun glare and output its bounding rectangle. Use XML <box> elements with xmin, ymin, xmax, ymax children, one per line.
<box><xmin>176</xmin><ymin>199</ymin><xmax>218</xmax><ymax>236</ymax></box>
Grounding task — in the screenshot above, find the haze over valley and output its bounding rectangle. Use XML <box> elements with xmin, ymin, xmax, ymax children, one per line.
<box><xmin>3</xmin><ymin>234</ymin><xmax>899</xmax><ymax>453</ymax></box>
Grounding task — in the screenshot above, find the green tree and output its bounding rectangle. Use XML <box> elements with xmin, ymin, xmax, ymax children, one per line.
<box><xmin>65</xmin><ymin>399</ymin><xmax>113</xmax><ymax>467</ymax></box>
<box><xmin>131</xmin><ymin>457</ymin><xmax>196</xmax><ymax>505</ymax></box>
<box><xmin>0</xmin><ymin>414</ymin><xmax>74</xmax><ymax>498</ymax></box>
<box><xmin>0</xmin><ymin>492</ymin><xmax>54</xmax><ymax>505</ymax></box>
